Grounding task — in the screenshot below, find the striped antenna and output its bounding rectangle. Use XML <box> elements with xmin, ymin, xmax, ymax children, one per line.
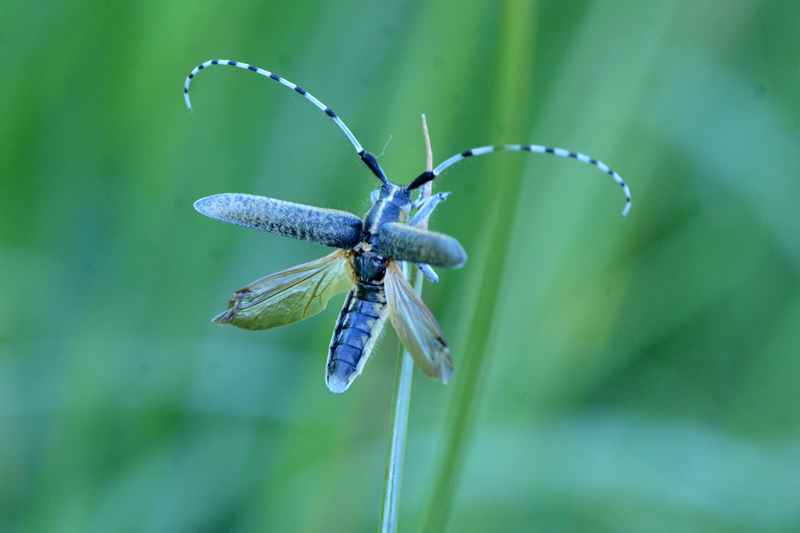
<box><xmin>408</xmin><ymin>144</ymin><xmax>631</xmax><ymax>217</ymax></box>
<box><xmin>184</xmin><ymin>60</ymin><xmax>387</xmax><ymax>183</ymax></box>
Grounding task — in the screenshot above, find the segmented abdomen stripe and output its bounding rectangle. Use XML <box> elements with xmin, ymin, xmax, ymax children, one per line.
<box><xmin>432</xmin><ymin>144</ymin><xmax>632</xmax><ymax>217</ymax></box>
<box><xmin>184</xmin><ymin>59</ymin><xmax>365</xmax><ymax>155</ymax></box>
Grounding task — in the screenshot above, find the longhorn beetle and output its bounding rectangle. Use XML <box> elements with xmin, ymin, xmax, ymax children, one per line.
<box><xmin>186</xmin><ymin>59</ymin><xmax>631</xmax><ymax>393</ymax></box>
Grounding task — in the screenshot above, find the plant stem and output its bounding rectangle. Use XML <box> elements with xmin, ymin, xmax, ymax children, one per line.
<box><xmin>379</xmin><ymin>115</ymin><xmax>434</xmax><ymax>533</ymax></box>
<box><xmin>379</xmin><ymin>273</ymin><xmax>420</xmax><ymax>533</ymax></box>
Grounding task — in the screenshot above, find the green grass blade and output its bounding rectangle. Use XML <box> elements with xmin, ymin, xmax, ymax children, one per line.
<box><xmin>379</xmin><ymin>267</ymin><xmax>423</xmax><ymax>533</ymax></box>
<box><xmin>418</xmin><ymin>1</ymin><xmax>536</xmax><ymax>530</ymax></box>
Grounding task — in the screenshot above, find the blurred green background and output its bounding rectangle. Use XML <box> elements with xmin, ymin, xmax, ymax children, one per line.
<box><xmin>2</xmin><ymin>0</ymin><xmax>799</xmax><ymax>531</ymax></box>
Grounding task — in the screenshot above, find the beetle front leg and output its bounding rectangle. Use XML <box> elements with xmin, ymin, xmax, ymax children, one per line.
<box><xmin>409</xmin><ymin>191</ymin><xmax>451</xmax><ymax>281</ymax></box>
<box><xmin>410</xmin><ymin>191</ymin><xmax>450</xmax><ymax>227</ymax></box>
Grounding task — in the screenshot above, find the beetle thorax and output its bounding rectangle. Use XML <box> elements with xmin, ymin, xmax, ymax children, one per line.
<box><xmin>351</xmin><ymin>242</ymin><xmax>388</xmax><ymax>283</ymax></box>
<box><xmin>362</xmin><ymin>183</ymin><xmax>412</xmax><ymax>238</ymax></box>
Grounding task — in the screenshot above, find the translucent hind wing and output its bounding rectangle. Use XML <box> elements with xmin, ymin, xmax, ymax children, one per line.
<box><xmin>214</xmin><ymin>249</ymin><xmax>353</xmax><ymax>330</ymax></box>
<box><xmin>384</xmin><ymin>262</ymin><xmax>454</xmax><ymax>383</ymax></box>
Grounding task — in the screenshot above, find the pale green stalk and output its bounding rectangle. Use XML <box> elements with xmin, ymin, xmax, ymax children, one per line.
<box><xmin>378</xmin><ymin>272</ymin><xmax>421</xmax><ymax>533</ymax></box>
<box><xmin>379</xmin><ymin>115</ymin><xmax>434</xmax><ymax>533</ymax></box>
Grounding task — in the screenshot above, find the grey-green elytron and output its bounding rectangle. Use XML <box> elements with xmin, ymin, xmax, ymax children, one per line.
<box><xmin>186</xmin><ymin>60</ymin><xmax>631</xmax><ymax>393</ymax></box>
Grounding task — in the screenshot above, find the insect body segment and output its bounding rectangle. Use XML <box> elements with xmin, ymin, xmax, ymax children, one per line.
<box><xmin>362</xmin><ymin>183</ymin><xmax>413</xmax><ymax>237</ymax></box>
<box><xmin>187</xmin><ymin>59</ymin><xmax>631</xmax><ymax>393</ymax></box>
<box><xmin>327</xmin><ymin>245</ymin><xmax>391</xmax><ymax>393</ymax></box>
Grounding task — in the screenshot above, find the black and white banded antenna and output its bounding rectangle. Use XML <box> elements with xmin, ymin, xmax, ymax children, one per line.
<box><xmin>407</xmin><ymin>145</ymin><xmax>632</xmax><ymax>218</ymax></box>
<box><xmin>184</xmin><ymin>59</ymin><xmax>388</xmax><ymax>184</ymax></box>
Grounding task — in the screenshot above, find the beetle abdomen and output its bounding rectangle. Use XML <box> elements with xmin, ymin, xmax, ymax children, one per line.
<box><xmin>326</xmin><ymin>282</ymin><xmax>389</xmax><ymax>393</ymax></box>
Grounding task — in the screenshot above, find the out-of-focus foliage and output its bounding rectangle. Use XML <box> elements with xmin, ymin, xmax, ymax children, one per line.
<box><xmin>2</xmin><ymin>1</ymin><xmax>799</xmax><ymax>531</ymax></box>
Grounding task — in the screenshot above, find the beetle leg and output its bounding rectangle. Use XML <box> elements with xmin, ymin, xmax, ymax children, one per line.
<box><xmin>416</xmin><ymin>263</ymin><xmax>439</xmax><ymax>283</ymax></box>
<box><xmin>410</xmin><ymin>191</ymin><xmax>450</xmax><ymax>227</ymax></box>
